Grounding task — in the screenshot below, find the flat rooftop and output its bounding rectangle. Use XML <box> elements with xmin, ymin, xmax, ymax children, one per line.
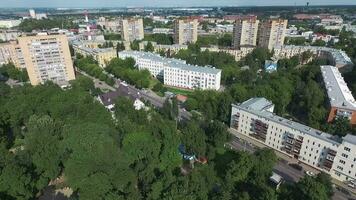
<box><xmin>320</xmin><ymin>65</ymin><xmax>356</xmax><ymax>110</ymax></box>
<box><xmin>119</xmin><ymin>50</ymin><xmax>221</xmax><ymax>75</ymax></box>
<box><xmin>343</xmin><ymin>134</ymin><xmax>356</xmax><ymax>145</ymax></box>
<box><xmin>240</xmin><ymin>97</ymin><xmax>274</xmax><ymax>111</ymax></box>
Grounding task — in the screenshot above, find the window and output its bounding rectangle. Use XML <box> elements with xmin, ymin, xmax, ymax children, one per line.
<box><xmin>341</xmin><ymin>153</ymin><xmax>348</xmax><ymax>158</ymax></box>
<box><xmin>344</xmin><ymin>147</ymin><xmax>351</xmax><ymax>152</ymax></box>
<box><xmin>339</xmin><ymin>160</ymin><xmax>346</xmax><ymax>164</ymax></box>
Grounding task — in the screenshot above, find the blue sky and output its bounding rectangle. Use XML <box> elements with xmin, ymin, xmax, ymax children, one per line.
<box><xmin>1</xmin><ymin>0</ymin><xmax>356</xmax><ymax>8</ymax></box>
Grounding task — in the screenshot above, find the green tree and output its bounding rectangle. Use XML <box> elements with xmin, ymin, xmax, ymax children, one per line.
<box><xmin>116</xmin><ymin>42</ymin><xmax>126</xmax><ymax>54</ymax></box>
<box><xmin>145</xmin><ymin>41</ymin><xmax>155</xmax><ymax>52</ymax></box>
<box><xmin>0</xmin><ymin>160</ymin><xmax>35</xmax><ymax>200</ymax></box>
<box><xmin>130</xmin><ymin>40</ymin><xmax>140</xmax><ymax>51</ymax></box>
<box><xmin>24</xmin><ymin>115</ymin><xmax>63</xmax><ymax>188</ymax></box>
<box><xmin>180</xmin><ymin>121</ymin><xmax>207</xmax><ymax>156</ymax></box>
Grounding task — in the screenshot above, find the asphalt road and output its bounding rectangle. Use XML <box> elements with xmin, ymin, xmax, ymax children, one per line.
<box><xmin>228</xmin><ymin>135</ymin><xmax>355</xmax><ymax>200</ymax></box>
<box><xmin>77</xmin><ymin>69</ymin><xmax>192</xmax><ymax>120</ymax></box>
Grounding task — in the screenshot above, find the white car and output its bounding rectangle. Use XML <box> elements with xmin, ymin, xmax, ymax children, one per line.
<box><xmin>347</xmin><ymin>183</ymin><xmax>355</xmax><ymax>188</ymax></box>
<box><xmin>305</xmin><ymin>171</ymin><xmax>315</xmax><ymax>176</ymax></box>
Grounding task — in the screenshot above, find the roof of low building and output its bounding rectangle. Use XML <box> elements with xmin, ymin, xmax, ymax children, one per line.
<box><xmin>98</xmin><ymin>84</ymin><xmax>140</xmax><ymax>106</ymax></box>
<box><xmin>343</xmin><ymin>134</ymin><xmax>356</xmax><ymax>145</ymax></box>
<box><xmin>239</xmin><ymin>97</ymin><xmax>274</xmax><ymax>112</ymax></box>
<box><xmin>320</xmin><ymin>65</ymin><xmax>356</xmax><ymax>111</ymax></box>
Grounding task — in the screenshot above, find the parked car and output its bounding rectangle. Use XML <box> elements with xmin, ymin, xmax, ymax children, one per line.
<box><xmin>305</xmin><ymin>171</ymin><xmax>315</xmax><ymax>176</ymax></box>
<box><xmin>347</xmin><ymin>183</ymin><xmax>355</xmax><ymax>188</ymax></box>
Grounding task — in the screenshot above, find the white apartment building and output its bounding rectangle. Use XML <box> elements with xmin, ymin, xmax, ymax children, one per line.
<box><xmin>230</xmin><ymin>98</ymin><xmax>356</xmax><ymax>183</ymax></box>
<box><xmin>152</xmin><ymin>28</ymin><xmax>173</xmax><ymax>34</ymax></box>
<box><xmin>232</xmin><ymin>16</ymin><xmax>259</xmax><ymax>49</ymax></box>
<box><xmin>274</xmin><ymin>45</ymin><xmax>353</xmax><ymax>72</ymax></box>
<box><xmin>0</xmin><ymin>20</ymin><xmax>21</xmax><ymax>29</ymax></box>
<box><xmin>121</xmin><ymin>18</ymin><xmax>144</xmax><ymax>42</ymax></box>
<box><xmin>118</xmin><ymin>51</ymin><xmax>221</xmax><ymax>90</ymax></box>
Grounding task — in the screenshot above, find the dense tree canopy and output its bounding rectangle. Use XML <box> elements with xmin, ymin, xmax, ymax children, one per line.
<box><xmin>18</xmin><ymin>18</ymin><xmax>78</xmax><ymax>32</ymax></box>
<box><xmin>105</xmin><ymin>57</ymin><xmax>151</xmax><ymax>88</ymax></box>
<box><xmin>0</xmin><ymin>63</ymin><xmax>29</xmax><ymax>82</ymax></box>
<box><xmin>144</xmin><ymin>33</ymin><xmax>174</xmax><ymax>45</ymax></box>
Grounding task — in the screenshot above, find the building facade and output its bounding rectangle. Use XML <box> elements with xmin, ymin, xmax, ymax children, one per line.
<box><xmin>97</xmin><ymin>17</ymin><xmax>122</xmax><ymax>33</ymax></box>
<box><xmin>173</xmin><ymin>19</ymin><xmax>198</xmax><ymax>45</ymax></box>
<box><xmin>0</xmin><ymin>20</ymin><xmax>21</xmax><ymax>29</ymax></box>
<box><xmin>273</xmin><ymin>45</ymin><xmax>353</xmax><ymax>72</ymax></box>
<box><xmin>258</xmin><ymin>19</ymin><xmax>288</xmax><ymax>50</ymax></box>
<box><xmin>121</xmin><ymin>18</ymin><xmax>144</xmax><ymax>42</ymax></box>
<box><xmin>118</xmin><ymin>51</ymin><xmax>221</xmax><ymax>90</ymax></box>
<box><xmin>72</xmin><ymin>40</ymin><xmax>116</xmax><ymax>68</ymax></box>
<box><xmin>18</xmin><ymin>34</ymin><xmax>75</xmax><ymax>86</ymax></box>
<box><xmin>232</xmin><ymin>16</ymin><xmax>259</xmax><ymax>49</ymax></box>
<box><xmin>230</xmin><ymin>98</ymin><xmax>356</xmax><ymax>183</ymax></box>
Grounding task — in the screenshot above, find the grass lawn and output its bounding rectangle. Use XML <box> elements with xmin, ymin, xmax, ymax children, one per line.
<box><xmin>149</xmin><ymin>78</ymin><xmax>160</xmax><ymax>89</ymax></box>
<box><xmin>165</xmin><ymin>86</ymin><xmax>194</xmax><ymax>96</ymax></box>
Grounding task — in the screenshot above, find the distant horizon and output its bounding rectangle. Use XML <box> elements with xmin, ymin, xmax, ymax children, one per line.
<box><xmin>3</xmin><ymin>4</ymin><xmax>356</xmax><ymax>9</ymax></box>
<box><xmin>1</xmin><ymin>0</ymin><xmax>356</xmax><ymax>8</ymax></box>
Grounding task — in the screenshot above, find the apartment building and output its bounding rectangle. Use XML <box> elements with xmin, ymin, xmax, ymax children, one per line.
<box><xmin>258</xmin><ymin>19</ymin><xmax>288</xmax><ymax>50</ymax></box>
<box><xmin>118</xmin><ymin>51</ymin><xmax>221</xmax><ymax>90</ymax></box>
<box><xmin>230</xmin><ymin>98</ymin><xmax>356</xmax><ymax>182</ymax></box>
<box><xmin>72</xmin><ymin>40</ymin><xmax>116</xmax><ymax>68</ymax></box>
<box><xmin>274</xmin><ymin>45</ymin><xmax>353</xmax><ymax>72</ymax></box>
<box><xmin>173</xmin><ymin>19</ymin><xmax>198</xmax><ymax>45</ymax></box>
<box><xmin>18</xmin><ymin>34</ymin><xmax>75</xmax><ymax>86</ymax></box>
<box><xmin>139</xmin><ymin>41</ymin><xmax>188</xmax><ymax>54</ymax></box>
<box><xmin>232</xmin><ymin>16</ymin><xmax>259</xmax><ymax>49</ymax></box>
<box><xmin>0</xmin><ymin>42</ymin><xmax>20</xmax><ymax>67</ymax></box>
<box><xmin>0</xmin><ymin>20</ymin><xmax>21</xmax><ymax>29</ymax></box>
<box><xmin>202</xmin><ymin>46</ymin><xmax>254</xmax><ymax>62</ymax></box>
<box><xmin>320</xmin><ymin>65</ymin><xmax>356</xmax><ymax>125</ymax></box>
<box><xmin>0</xmin><ymin>30</ymin><xmax>21</xmax><ymax>42</ymax></box>
<box><xmin>97</xmin><ymin>17</ymin><xmax>122</xmax><ymax>33</ymax></box>
<box><xmin>121</xmin><ymin>18</ymin><xmax>144</xmax><ymax>42</ymax></box>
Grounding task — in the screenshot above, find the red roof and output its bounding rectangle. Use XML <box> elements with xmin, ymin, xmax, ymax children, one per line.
<box><xmin>176</xmin><ymin>94</ymin><xmax>188</xmax><ymax>102</ymax></box>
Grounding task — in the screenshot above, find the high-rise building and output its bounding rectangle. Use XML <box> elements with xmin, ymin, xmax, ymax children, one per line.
<box><xmin>173</xmin><ymin>19</ymin><xmax>198</xmax><ymax>45</ymax></box>
<box><xmin>258</xmin><ymin>19</ymin><xmax>288</xmax><ymax>50</ymax></box>
<box><xmin>18</xmin><ymin>34</ymin><xmax>75</xmax><ymax>86</ymax></box>
<box><xmin>29</xmin><ymin>9</ymin><xmax>36</xmax><ymax>18</ymax></box>
<box><xmin>121</xmin><ymin>18</ymin><xmax>144</xmax><ymax>42</ymax></box>
<box><xmin>232</xmin><ymin>16</ymin><xmax>259</xmax><ymax>49</ymax></box>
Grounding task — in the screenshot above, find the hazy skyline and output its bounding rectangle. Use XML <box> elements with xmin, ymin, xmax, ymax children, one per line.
<box><xmin>1</xmin><ymin>0</ymin><xmax>356</xmax><ymax>8</ymax></box>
